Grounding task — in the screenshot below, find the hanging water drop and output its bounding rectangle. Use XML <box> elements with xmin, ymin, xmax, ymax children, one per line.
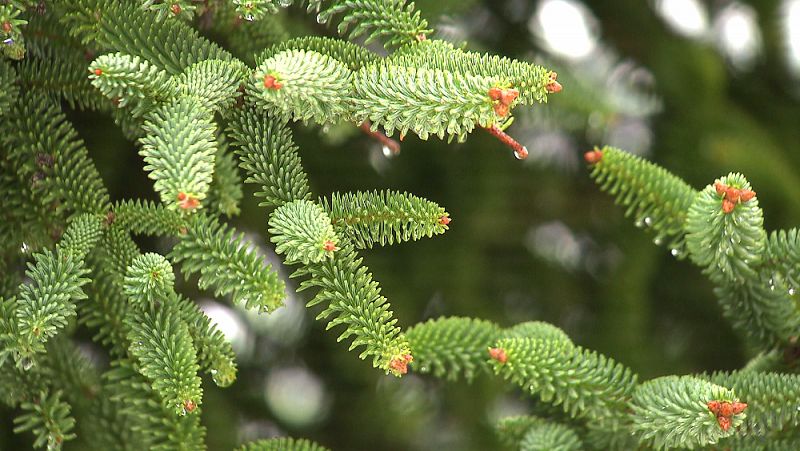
<box><xmin>670</xmin><ymin>248</ymin><xmax>680</xmax><ymax>257</ymax></box>
<box><xmin>381</xmin><ymin>145</ymin><xmax>395</xmax><ymax>158</ymax></box>
<box><xmin>20</xmin><ymin>242</ymin><xmax>30</xmax><ymax>253</ymax></box>
<box><xmin>244</xmin><ymin>13</ymin><xmax>255</xmax><ymax>21</ymax></box>
<box><xmin>644</xmin><ymin>217</ymin><xmax>653</xmax><ymax>227</ymax></box>
<box><xmin>514</xmin><ymin>146</ymin><xmax>528</xmax><ymax>160</ymax></box>
<box><xmin>634</xmin><ymin>218</ymin><xmax>644</xmax><ymax>228</ymax></box>
<box><xmin>653</xmin><ymin>236</ymin><xmax>663</xmax><ymax>246</ymax></box>
<box><xmin>316</xmin><ymin>13</ymin><xmax>328</xmax><ymax>24</ymax></box>
<box><xmin>790</xmin><ymin>288</ymin><xmax>796</xmax><ymax>296</ymax></box>
<box><xmin>20</xmin><ymin>356</ymin><xmax>33</xmax><ymax>371</ymax></box>
<box><xmin>278</xmin><ymin>0</ymin><xmax>293</xmax><ymax>6</ymax></box>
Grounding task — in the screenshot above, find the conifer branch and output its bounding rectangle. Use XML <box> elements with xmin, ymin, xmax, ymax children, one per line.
<box><xmin>258</xmin><ymin>36</ymin><xmax>379</xmax><ymax>71</ymax></box>
<box><xmin>13</xmin><ymin>390</ymin><xmax>76</xmax><ymax>450</ymax></box>
<box><xmin>236</xmin><ymin>437</ymin><xmax>331</xmax><ymax>451</ymax></box>
<box><xmin>630</xmin><ymin>375</ymin><xmax>745</xmax><ymax>449</ymax></box>
<box><xmin>228</xmin><ymin>107</ymin><xmax>312</xmax><ymax>207</ymax></box>
<box><xmin>170</xmin><ymin>215</ymin><xmax>286</xmax><ymax>313</ymax></box>
<box><xmin>140</xmin><ymin>97</ymin><xmax>217</xmax><ymax>212</ymax></box>
<box><xmin>587</xmin><ymin>146</ymin><xmax>697</xmax><ymax>256</ymax></box>
<box><xmin>323</xmin><ymin>190</ymin><xmax>449</xmax><ymax>248</ymax></box>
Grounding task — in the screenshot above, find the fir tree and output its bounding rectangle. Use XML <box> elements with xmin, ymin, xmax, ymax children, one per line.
<box><xmin>1</xmin><ymin>1</ymin><xmax>798</xmax><ymax>450</ymax></box>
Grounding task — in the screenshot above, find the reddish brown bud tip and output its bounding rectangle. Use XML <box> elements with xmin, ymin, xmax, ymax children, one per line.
<box><xmin>111</xmin><ymin>97</ymin><xmax>121</xmax><ymax>107</ymax></box>
<box><xmin>731</xmin><ymin>401</ymin><xmax>747</xmax><ymax>414</ymax></box>
<box><xmin>263</xmin><ymin>74</ymin><xmax>283</xmax><ymax>90</ymax></box>
<box><xmin>438</xmin><ymin>215</ymin><xmax>451</xmax><ymax>226</ymax></box>
<box><xmin>177</xmin><ymin>193</ymin><xmax>199</xmax><ymax>210</ymax></box>
<box><xmin>104</xmin><ymin>211</ymin><xmax>116</xmax><ymax>225</ymax></box>
<box><xmin>93</xmin><ymin>68</ymin><xmax>103</xmax><ymax>76</ymax></box>
<box><xmin>714</xmin><ymin>182</ymin><xmax>726</xmax><ymax>196</ymax></box>
<box><xmin>584</xmin><ymin>149</ymin><xmax>603</xmax><ymax>164</ymax></box>
<box><xmin>389</xmin><ymin>354</ymin><xmax>413</xmax><ymax>374</ymax></box>
<box><xmin>323</xmin><ymin>240</ymin><xmax>337</xmax><ymax>252</ymax></box>
<box><xmin>500</xmin><ymin>88</ymin><xmax>519</xmax><ymax>105</ymax></box>
<box><xmin>722</xmin><ymin>198</ymin><xmax>736</xmax><ymax>214</ymax></box>
<box><xmin>493</xmin><ymin>103</ymin><xmax>510</xmax><ymax>118</ymax></box>
<box><xmin>488</xmin><ymin>347</ymin><xmax>508</xmax><ymax>364</ymax></box>
<box><xmin>488</xmin><ymin>87</ymin><xmax>503</xmax><ymax>101</ymax></box>
<box><xmin>416</xmin><ymin>34</ymin><xmax>427</xmax><ymax>41</ymax></box>
<box><xmin>1</xmin><ymin>22</ymin><xmax>12</xmax><ymax>33</ymax></box>
<box><xmin>183</xmin><ymin>399</ymin><xmax>196</xmax><ymax>413</ymax></box>
<box><xmin>546</xmin><ymin>81</ymin><xmax>563</xmax><ymax>93</ymax></box>
<box><xmin>179</xmin><ymin>226</ymin><xmax>188</xmax><ymax>235</ymax></box>
<box><xmin>717</xmin><ymin>415</ymin><xmax>731</xmax><ymax>431</ymax></box>
<box><xmin>171</xmin><ymin>4</ymin><xmax>182</xmax><ymax>15</ymax></box>
<box><xmin>739</xmin><ymin>189</ymin><xmax>755</xmax><ymax>202</ymax></box>
<box><xmin>707</xmin><ymin>400</ymin><xmax>722</xmax><ymax>415</ymax></box>
<box><xmin>719</xmin><ymin>402</ymin><xmax>734</xmax><ymax>417</ymax></box>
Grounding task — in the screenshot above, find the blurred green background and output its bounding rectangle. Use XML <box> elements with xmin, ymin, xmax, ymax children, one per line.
<box><xmin>6</xmin><ymin>0</ymin><xmax>800</xmax><ymax>449</ymax></box>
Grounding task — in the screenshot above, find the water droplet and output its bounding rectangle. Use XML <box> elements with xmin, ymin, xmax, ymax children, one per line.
<box><xmin>20</xmin><ymin>242</ymin><xmax>30</xmax><ymax>253</ymax></box>
<box><xmin>653</xmin><ymin>236</ymin><xmax>663</xmax><ymax>246</ymax></box>
<box><xmin>790</xmin><ymin>288</ymin><xmax>796</xmax><ymax>296</ymax></box>
<box><xmin>316</xmin><ymin>13</ymin><xmax>328</xmax><ymax>24</ymax></box>
<box><xmin>514</xmin><ymin>147</ymin><xmax>528</xmax><ymax>160</ymax></box>
<box><xmin>244</xmin><ymin>13</ymin><xmax>254</xmax><ymax>21</ymax></box>
<box><xmin>670</xmin><ymin>248</ymin><xmax>680</xmax><ymax>257</ymax></box>
<box><xmin>634</xmin><ymin>218</ymin><xmax>644</xmax><ymax>228</ymax></box>
<box><xmin>20</xmin><ymin>357</ymin><xmax>33</xmax><ymax>371</ymax></box>
<box><xmin>2</xmin><ymin>38</ymin><xmax>14</xmax><ymax>46</ymax></box>
<box><xmin>278</xmin><ymin>0</ymin><xmax>292</xmax><ymax>6</ymax></box>
<box><xmin>769</xmin><ymin>278</ymin><xmax>776</xmax><ymax>291</ymax></box>
<box><xmin>644</xmin><ymin>217</ymin><xmax>653</xmax><ymax>227</ymax></box>
<box><xmin>381</xmin><ymin>145</ymin><xmax>399</xmax><ymax>158</ymax></box>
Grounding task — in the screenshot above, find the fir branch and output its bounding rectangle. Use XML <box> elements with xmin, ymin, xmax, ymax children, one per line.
<box><xmin>630</xmin><ymin>375</ymin><xmax>744</xmax><ymax>450</ymax></box>
<box><xmin>236</xmin><ymin>437</ymin><xmax>331</xmax><ymax>451</ymax></box>
<box><xmin>13</xmin><ymin>390</ymin><xmax>76</xmax><ymax>450</ymax></box>
<box><xmin>257</xmin><ymin>36</ymin><xmax>379</xmax><ymax>71</ymax></box>
<box><xmin>170</xmin><ymin>215</ymin><xmax>286</xmax><ymax>313</ymax></box>
<box><xmin>704</xmin><ymin>371</ymin><xmax>800</xmax><ymax>436</ymax></box>
<box><xmin>228</xmin><ymin>106</ymin><xmax>312</xmax><ymax>208</ymax></box>
<box><xmin>104</xmin><ymin>359</ymin><xmax>206</xmax><ymax>450</ymax></box>
<box><xmin>305</xmin><ymin>0</ymin><xmax>431</xmax><ymax>48</ymax></box>
<box><xmin>518</xmin><ymin>420</ymin><xmax>583</xmax><ymax>451</ymax></box>
<box><xmin>89</xmin><ymin>52</ymin><xmax>178</xmax><ymax>115</ymax></box>
<box><xmin>501</xmin><ymin>321</ymin><xmax>574</xmax><ymax>344</ymax></box>
<box><xmin>0</xmin><ymin>59</ymin><xmax>19</xmax><ymax>114</ymax></box>
<box><xmin>248</xmin><ymin>49</ymin><xmax>352</xmax><ymax>124</ymax></box>
<box><xmin>390</xmin><ymin>39</ymin><xmax>556</xmax><ymax>105</ymax></box>
<box><xmin>3</xmin><ymin>93</ymin><xmax>111</xmax><ymax>216</ymax></box>
<box><xmin>406</xmin><ymin>316</ymin><xmax>500</xmax><ymax>382</ymax></box>
<box><xmin>350</xmin><ymin>62</ymin><xmax>505</xmax><ymax>141</ymax></box>
<box><xmin>490</xmin><ymin>337</ymin><xmax>637</xmax><ymax>420</ymax></box>
<box><xmin>322</xmin><ymin>190</ymin><xmax>449</xmax><ymax>248</ymax></box>
<box><xmin>765</xmin><ymin>228</ymin><xmax>800</xmax><ymax>292</ymax></box>
<box><xmin>13</xmin><ymin>246</ymin><xmax>91</xmax><ymax>366</ymax></box>
<box><xmin>58</xmin><ymin>0</ymin><xmax>234</xmax><ymax>74</ymax></box>
<box><xmin>587</xmin><ymin>146</ymin><xmax>697</xmax><ymax>256</ymax></box>
<box><xmin>126</xmin><ymin>305</ymin><xmax>203</xmax><ymax>416</ymax></box>
<box><xmin>123</xmin><ymin>252</ymin><xmax>176</xmax><ymax>306</ymax></box>
<box><xmin>495</xmin><ymin>415</ymin><xmax>582</xmax><ymax>451</ymax></box>
<box><xmin>295</xmin><ymin>244</ymin><xmax>412</xmax><ymax>376</ymax></box>
<box><xmin>206</xmin><ymin>135</ymin><xmax>244</xmax><ymax>218</ymax></box>
<box><xmin>177</xmin><ymin>59</ymin><xmax>247</xmax><ymax>112</ymax></box>
<box><xmin>113</xmin><ymin>199</ymin><xmax>188</xmax><ymax>237</ymax></box>
<box><xmin>714</xmin><ymin>273</ymin><xmax>800</xmax><ymax>348</ymax></box>
<box><xmin>685</xmin><ymin>173</ymin><xmax>766</xmax><ymax>285</ymax></box>
<box><xmin>139</xmin><ymin>97</ymin><xmax>217</xmax><ymax>211</ymax></box>
<box><xmin>268</xmin><ymin>199</ymin><xmax>339</xmax><ymax>265</ymax></box>
<box><xmin>172</xmin><ymin>294</ymin><xmax>238</xmax><ymax>387</ymax></box>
